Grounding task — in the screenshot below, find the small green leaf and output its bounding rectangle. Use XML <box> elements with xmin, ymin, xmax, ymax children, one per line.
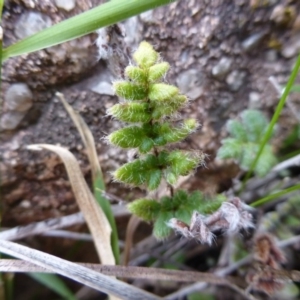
<box><xmin>128</xmin><ymin>198</ymin><xmax>161</xmax><ymax>221</ymax></box>
<box><xmin>161</xmin><ymin>119</ymin><xmax>198</xmax><ymax>144</ymax></box>
<box><xmin>145</xmin><ymin>153</ymin><xmax>160</xmax><ymax>166</ymax></box>
<box><xmin>165</xmin><ymin>170</ymin><xmax>178</xmax><ymax>185</ymax></box>
<box><xmin>114</xmin><ymin>81</ymin><xmax>147</xmax><ymax>100</ymax></box>
<box><xmin>139</xmin><ymin>137</ymin><xmax>154</xmax><ymax>153</ymax></box>
<box><xmin>172</xmin><ymin>190</ymin><xmax>189</xmax><ymax>205</ymax></box>
<box><xmin>114</xmin><ymin>155</ymin><xmax>160</xmax><ymax>188</ymax></box>
<box><xmin>133</xmin><ymin>41</ymin><xmax>158</xmax><ymax>68</ymax></box>
<box><xmin>148</xmin><ymin>62</ymin><xmax>170</xmax><ymax>81</ymax></box>
<box><xmin>147</xmin><ymin>169</ymin><xmax>162</xmax><ymax>190</ymax></box>
<box><xmin>108</xmin><ymin>126</ymin><xmax>145</xmax><ymax>148</ymax></box>
<box><xmin>153</xmin><ymin>212</ymin><xmax>173</xmax><ymax>239</ymax></box>
<box><xmin>217</xmin><ymin>138</ymin><xmax>242</xmax><ymax>159</ymax></box>
<box><xmin>219</xmin><ymin>109</ymin><xmax>277</xmax><ymax>176</ymax></box>
<box><xmin>153</xmin><ymin>135</ymin><xmax>167</xmax><ymax>146</ymax></box>
<box><xmin>149</xmin><ymin>83</ymin><xmax>178</xmax><ymax>101</ymax></box>
<box><xmin>114</xmin><ymin>159</ymin><xmax>148</xmax><ymax>186</ymax></box>
<box><xmin>240</xmin><ymin>143</ymin><xmax>258</xmax><ymax>170</ymax></box>
<box><xmin>125</xmin><ymin>66</ymin><xmax>148</xmax><ymax>83</ymax></box>
<box><xmin>226</xmin><ymin>119</ymin><xmax>247</xmax><ymax>141</ymax></box>
<box><xmin>142</xmin><ymin>122</ymin><xmax>156</xmax><ymax>135</ymax></box>
<box><xmin>255</xmin><ymin>145</ymin><xmax>277</xmax><ymax>176</ymax></box>
<box><xmin>108</xmin><ymin>102</ymin><xmax>152</xmax><ymax>123</ymax></box>
<box><xmin>160</xmin><ymin>195</ymin><xmax>173</xmax><ymax>209</ymax></box>
<box><xmin>200</xmin><ymin>194</ymin><xmax>225</xmax><ymax>214</ymax></box>
<box><xmin>174</xmin><ymin>209</ymin><xmax>193</xmax><ymax>225</ymax></box>
<box><xmin>156</xmin><ymin>151</ymin><xmax>169</xmax><ymax>165</ymax></box>
<box><xmin>167</xmin><ymin>151</ymin><xmax>200</xmax><ymax>176</ymax></box>
<box><xmin>151</xmin><ymin>95</ymin><xmax>187</xmax><ymax>119</ymax></box>
<box><xmin>241</xmin><ymin>110</ymin><xmax>268</xmax><ymax>142</ymax></box>
<box><xmin>184</xmin><ymin>118</ymin><xmax>198</xmax><ymax>130</ymax></box>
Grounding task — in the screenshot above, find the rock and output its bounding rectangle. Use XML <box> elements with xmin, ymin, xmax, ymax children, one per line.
<box><xmin>91</xmin><ymin>81</ymin><xmax>114</xmax><ymax>96</ymax></box>
<box><xmin>0</xmin><ymin>162</ymin><xmax>17</xmax><ymax>186</ymax></box>
<box><xmin>293</xmin><ymin>15</ymin><xmax>300</xmax><ymax>32</ymax></box>
<box><xmin>270</xmin><ymin>5</ymin><xmax>296</xmax><ymax>26</ymax></box>
<box><xmin>96</xmin><ymin>26</ymin><xmax>131</xmax><ymax>77</ymax></box>
<box><xmin>0</xmin><ymin>111</ymin><xmax>26</xmax><ymax>131</ymax></box>
<box><xmin>2</xmin><ymin>0</ymin><xmax>299</xmax><ymax>228</ymax></box>
<box><xmin>226</xmin><ymin>70</ymin><xmax>247</xmax><ymax>92</ymax></box>
<box><xmin>140</xmin><ymin>10</ymin><xmax>156</xmax><ymax>24</ymax></box>
<box><xmin>212</xmin><ymin>57</ymin><xmax>232</xmax><ymax>79</ymax></box>
<box><xmin>248</xmin><ymin>92</ymin><xmax>261</xmax><ymax>109</ymax></box>
<box><xmin>15</xmin><ymin>11</ymin><xmax>52</xmax><ymax>39</ymax></box>
<box><xmin>55</xmin><ymin>0</ymin><xmax>75</xmax><ymax>12</ymax></box>
<box><xmin>281</xmin><ymin>34</ymin><xmax>300</xmax><ymax>58</ymax></box>
<box><xmin>241</xmin><ymin>32</ymin><xmax>267</xmax><ymax>52</ymax></box>
<box><xmin>5</xmin><ymin>83</ymin><xmax>33</xmax><ymax>112</ymax></box>
<box><xmin>176</xmin><ymin>69</ymin><xmax>204</xmax><ymax>100</ymax></box>
<box><xmin>198</xmin><ymin>16</ymin><xmax>220</xmax><ymax>49</ymax></box>
<box><xmin>124</xmin><ymin>17</ymin><xmax>140</xmax><ymax>46</ymax></box>
<box><xmin>265</xmin><ymin>50</ymin><xmax>278</xmax><ymax>62</ymax></box>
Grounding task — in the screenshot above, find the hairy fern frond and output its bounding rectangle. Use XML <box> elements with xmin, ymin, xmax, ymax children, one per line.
<box><xmin>217</xmin><ymin>109</ymin><xmax>277</xmax><ymax>176</ymax></box>
<box><xmin>128</xmin><ymin>190</ymin><xmax>225</xmax><ymax>239</ymax></box>
<box><xmin>108</xmin><ymin>41</ymin><xmax>207</xmax><ymax>238</ymax></box>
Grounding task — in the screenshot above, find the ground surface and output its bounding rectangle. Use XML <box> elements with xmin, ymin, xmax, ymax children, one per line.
<box><xmin>1</xmin><ymin>0</ymin><xmax>300</xmax><ymax>299</ymax></box>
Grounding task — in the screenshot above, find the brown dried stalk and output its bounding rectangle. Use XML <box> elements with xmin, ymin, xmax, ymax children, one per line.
<box><xmin>0</xmin><ymin>258</ymin><xmax>249</xmax><ymax>298</ymax></box>
<box><xmin>0</xmin><ymin>240</ymin><xmax>159</xmax><ymax>300</ymax></box>
<box><xmin>27</xmin><ymin>144</ymin><xmax>114</xmax><ymax>265</ymax></box>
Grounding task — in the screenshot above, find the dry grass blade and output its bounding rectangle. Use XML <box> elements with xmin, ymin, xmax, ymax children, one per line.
<box><xmin>123</xmin><ymin>215</ymin><xmax>141</xmax><ymax>265</ymax></box>
<box><xmin>0</xmin><ymin>259</ymin><xmax>252</xmax><ymax>299</ymax></box>
<box><xmin>27</xmin><ymin>144</ymin><xmax>114</xmax><ymax>265</ymax></box>
<box><xmin>0</xmin><ymin>259</ymin><xmax>244</xmax><ymax>283</ymax></box>
<box><xmin>40</xmin><ymin>230</ymin><xmax>93</xmax><ymax>241</ymax></box>
<box><xmin>0</xmin><ymin>212</ymin><xmax>85</xmax><ymax>241</ymax></box>
<box><xmin>0</xmin><ymin>205</ymin><xmax>128</xmax><ymax>242</ymax></box>
<box><xmin>0</xmin><ymin>241</ymin><xmax>161</xmax><ymax>300</ymax></box>
<box><xmin>56</xmin><ymin>92</ymin><xmax>119</xmax><ymax>264</ymax></box>
<box><xmin>56</xmin><ymin>92</ymin><xmax>102</xmax><ymax>182</ymax></box>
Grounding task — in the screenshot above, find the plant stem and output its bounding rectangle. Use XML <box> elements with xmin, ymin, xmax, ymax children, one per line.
<box><xmin>251</xmin><ymin>183</ymin><xmax>300</xmax><ymax>207</ymax></box>
<box><xmin>241</xmin><ymin>53</ymin><xmax>300</xmax><ymax>191</ymax></box>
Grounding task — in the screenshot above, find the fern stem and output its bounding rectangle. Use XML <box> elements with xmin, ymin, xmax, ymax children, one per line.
<box><xmin>169</xmin><ymin>184</ymin><xmax>175</xmax><ymax>197</ymax></box>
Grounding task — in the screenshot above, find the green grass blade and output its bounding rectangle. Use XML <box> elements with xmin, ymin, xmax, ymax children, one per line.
<box><xmin>251</xmin><ymin>183</ymin><xmax>300</xmax><ymax>207</ymax></box>
<box><xmin>3</xmin><ymin>273</ymin><xmax>14</xmax><ymax>300</ymax></box>
<box><xmin>94</xmin><ymin>175</ymin><xmax>120</xmax><ymax>264</ymax></box>
<box><xmin>28</xmin><ymin>273</ymin><xmax>76</xmax><ymax>300</ymax></box>
<box><xmin>0</xmin><ymin>0</ymin><xmax>3</xmax><ymax>21</ymax></box>
<box><xmin>0</xmin><ymin>0</ymin><xmax>3</xmax><ymax>117</ymax></box>
<box><xmin>2</xmin><ymin>0</ymin><xmax>176</xmax><ymax>60</ymax></box>
<box><xmin>242</xmin><ymin>53</ymin><xmax>300</xmax><ymax>188</ymax></box>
